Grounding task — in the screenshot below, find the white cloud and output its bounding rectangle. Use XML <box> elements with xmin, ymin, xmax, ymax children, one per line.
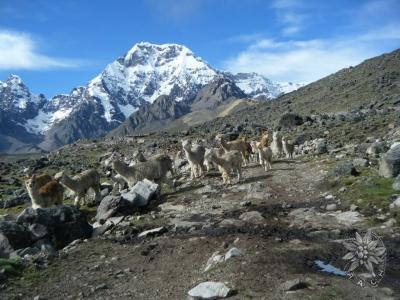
<box><xmin>0</xmin><ymin>30</ymin><xmax>80</xmax><ymax>70</ymax></box>
<box><xmin>272</xmin><ymin>0</ymin><xmax>307</xmax><ymax>36</ymax></box>
<box><xmin>222</xmin><ymin>33</ymin><xmax>399</xmax><ymax>83</ymax></box>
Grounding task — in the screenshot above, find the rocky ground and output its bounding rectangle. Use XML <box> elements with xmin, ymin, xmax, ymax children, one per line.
<box><xmin>1</xmin><ymin>150</ymin><xmax>399</xmax><ymax>299</ymax></box>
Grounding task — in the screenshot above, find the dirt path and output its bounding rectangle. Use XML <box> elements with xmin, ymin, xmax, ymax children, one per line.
<box><xmin>2</xmin><ymin>159</ymin><xmax>399</xmax><ymax>299</ymax></box>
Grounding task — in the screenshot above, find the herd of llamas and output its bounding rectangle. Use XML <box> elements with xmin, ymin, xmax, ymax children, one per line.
<box><xmin>24</xmin><ymin>131</ymin><xmax>296</xmax><ymax>210</ymax></box>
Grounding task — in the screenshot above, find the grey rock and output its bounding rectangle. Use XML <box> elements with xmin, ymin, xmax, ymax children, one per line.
<box><xmin>353</xmin><ymin>158</ymin><xmax>369</xmax><ymax>168</ymax></box>
<box><xmin>326</xmin><ymin>204</ymin><xmax>337</xmax><ymax>211</ymax></box>
<box><xmin>333</xmin><ymin>161</ymin><xmax>358</xmax><ymax>176</ymax></box>
<box><xmin>121</xmin><ymin>179</ymin><xmax>160</xmax><ymax>207</ymax></box>
<box><xmin>280</xmin><ymin>279</ymin><xmax>308</xmax><ymax>291</ymax></box>
<box><xmin>17</xmin><ymin>205</ymin><xmax>92</xmax><ymax>250</ymax></box>
<box><xmin>389</xmin><ymin>197</ymin><xmax>400</xmax><ymax>210</ymax></box>
<box><xmin>219</xmin><ymin>219</ymin><xmax>244</xmax><ymax>227</ymax></box>
<box><xmin>225</xmin><ymin>247</ymin><xmax>241</xmax><ymax>260</ymax></box>
<box><xmin>239</xmin><ymin>211</ymin><xmax>265</xmax><ymax>224</ymax></box>
<box><xmin>0</xmin><ymin>233</ymin><xmax>14</xmax><ymax>258</ymax></box>
<box><xmin>315</xmin><ymin>139</ymin><xmax>328</xmax><ymax>154</ymax></box>
<box><xmin>366</xmin><ymin>142</ymin><xmax>385</xmax><ymax>156</ymax></box>
<box><xmin>92</xmin><ymin>221</ymin><xmax>114</xmax><ymax>237</ymax></box>
<box><xmin>138</xmin><ymin>226</ymin><xmax>167</xmax><ymax>238</ymax></box>
<box><xmin>29</xmin><ymin>223</ymin><xmax>49</xmax><ymax>241</ymax></box>
<box><xmin>188</xmin><ymin>281</ymin><xmax>231</xmax><ymax>299</ymax></box>
<box><xmin>0</xmin><ymin>221</ymin><xmax>31</xmax><ymax>251</ymax></box>
<box><xmin>96</xmin><ymin>195</ymin><xmax>133</xmax><ymax>222</ymax></box>
<box><xmin>10</xmin><ymin>246</ymin><xmax>40</xmax><ymax>259</ymax></box>
<box><xmin>204</xmin><ymin>251</ymin><xmax>225</xmax><ymax>272</ymax></box>
<box><xmin>392</xmin><ymin>175</ymin><xmax>400</xmax><ymax>190</ymax></box>
<box><xmin>379</xmin><ymin>145</ymin><xmax>400</xmax><ymax>178</ymax></box>
<box><xmin>1</xmin><ymin>193</ymin><xmax>30</xmax><ymax>209</ymax></box>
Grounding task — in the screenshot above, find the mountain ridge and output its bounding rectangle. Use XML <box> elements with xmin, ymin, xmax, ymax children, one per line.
<box><xmin>0</xmin><ymin>42</ymin><xmax>304</xmax><ymax>153</ymax></box>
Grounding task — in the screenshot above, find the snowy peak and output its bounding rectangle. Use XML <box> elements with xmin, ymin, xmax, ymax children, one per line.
<box><xmin>224</xmin><ymin>72</ymin><xmax>305</xmax><ymax>100</ymax></box>
<box><xmin>86</xmin><ymin>42</ymin><xmax>217</xmax><ymax>123</ymax></box>
<box><xmin>0</xmin><ymin>75</ymin><xmax>45</xmax><ymax>114</ymax></box>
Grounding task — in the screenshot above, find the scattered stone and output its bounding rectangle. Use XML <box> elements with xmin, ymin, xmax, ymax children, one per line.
<box><xmin>392</xmin><ymin>175</ymin><xmax>400</xmax><ymax>190</ymax></box>
<box><xmin>0</xmin><ymin>221</ymin><xmax>32</xmax><ymax>251</ymax></box>
<box><xmin>350</xmin><ymin>204</ymin><xmax>359</xmax><ymax>211</ymax></box>
<box><xmin>240</xmin><ymin>201</ymin><xmax>251</xmax><ymax>207</ymax></box>
<box><xmin>218</xmin><ymin>219</ymin><xmax>244</xmax><ymax>227</ymax></box>
<box><xmin>326</xmin><ymin>204</ymin><xmax>337</xmax><ymax>211</ymax></box>
<box><xmin>1</xmin><ymin>193</ymin><xmax>30</xmax><ymax>209</ymax></box>
<box><xmin>315</xmin><ymin>139</ymin><xmax>328</xmax><ymax>154</ymax></box>
<box><xmin>10</xmin><ymin>246</ymin><xmax>40</xmax><ymax>259</ymax></box>
<box><xmin>239</xmin><ymin>211</ymin><xmax>265</xmax><ymax>224</ymax></box>
<box><xmin>389</xmin><ymin>197</ymin><xmax>400</xmax><ymax>210</ymax></box>
<box><xmin>338</xmin><ymin>187</ymin><xmax>347</xmax><ymax>193</ymax></box>
<box><xmin>0</xmin><ymin>233</ymin><xmax>14</xmax><ymax>258</ymax></box>
<box><xmin>225</xmin><ymin>247</ymin><xmax>241</xmax><ymax>260</ymax></box>
<box><xmin>383</xmin><ymin>218</ymin><xmax>396</xmax><ymax>228</ymax></box>
<box><xmin>280</xmin><ymin>279</ymin><xmax>308</xmax><ymax>291</ymax></box>
<box><xmin>334</xmin><ymin>211</ymin><xmax>362</xmax><ymax>225</ymax></box>
<box><xmin>138</xmin><ymin>226</ymin><xmax>167</xmax><ymax>238</ymax></box>
<box><xmin>379</xmin><ymin>145</ymin><xmax>400</xmax><ymax>178</ymax></box>
<box><xmin>353</xmin><ymin>158</ymin><xmax>369</xmax><ymax>168</ymax></box>
<box><xmin>366</xmin><ymin>141</ymin><xmax>385</xmax><ymax>156</ymax></box>
<box><xmin>188</xmin><ymin>281</ymin><xmax>231</xmax><ymax>299</ymax></box>
<box><xmin>204</xmin><ymin>251</ymin><xmax>225</xmax><ymax>272</ymax></box>
<box><xmin>333</xmin><ymin>161</ymin><xmax>358</xmax><ymax>176</ymax></box>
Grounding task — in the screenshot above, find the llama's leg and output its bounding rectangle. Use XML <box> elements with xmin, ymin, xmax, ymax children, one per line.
<box><xmin>237</xmin><ymin>167</ymin><xmax>242</xmax><ymax>182</ymax></box>
<box><xmin>74</xmin><ymin>195</ymin><xmax>81</xmax><ymax>208</ymax></box>
<box><xmin>190</xmin><ymin>163</ymin><xmax>195</xmax><ymax>179</ymax></box>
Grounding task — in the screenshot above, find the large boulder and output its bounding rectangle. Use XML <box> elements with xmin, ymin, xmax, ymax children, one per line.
<box><xmin>17</xmin><ymin>205</ymin><xmax>92</xmax><ymax>250</ymax></box>
<box><xmin>0</xmin><ymin>233</ymin><xmax>16</xmax><ymax>258</ymax></box>
<box><xmin>121</xmin><ymin>179</ymin><xmax>160</xmax><ymax>207</ymax></box>
<box><xmin>366</xmin><ymin>141</ymin><xmax>385</xmax><ymax>156</ymax></box>
<box><xmin>333</xmin><ymin>162</ymin><xmax>358</xmax><ymax>177</ymax></box>
<box><xmin>0</xmin><ymin>221</ymin><xmax>31</xmax><ymax>253</ymax></box>
<box><xmin>379</xmin><ymin>145</ymin><xmax>400</xmax><ymax>178</ymax></box>
<box><xmin>278</xmin><ymin>113</ymin><xmax>304</xmax><ymax>129</ymax></box>
<box><xmin>0</xmin><ymin>193</ymin><xmax>30</xmax><ymax>209</ymax></box>
<box><xmin>96</xmin><ymin>195</ymin><xmax>133</xmax><ymax>222</ymax></box>
<box><xmin>188</xmin><ymin>282</ymin><xmax>232</xmax><ymax>299</ymax></box>
<box><xmin>315</xmin><ymin>139</ymin><xmax>328</xmax><ymax>154</ymax></box>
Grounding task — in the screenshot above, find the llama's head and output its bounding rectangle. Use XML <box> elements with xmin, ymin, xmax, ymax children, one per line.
<box><xmin>215</xmin><ymin>134</ymin><xmax>224</xmax><ymax>143</ymax></box>
<box><xmin>54</xmin><ymin>171</ymin><xmax>64</xmax><ymax>181</ymax></box>
<box><xmin>25</xmin><ymin>174</ymin><xmax>37</xmax><ymax>189</ymax></box>
<box><xmin>250</xmin><ymin>141</ymin><xmax>258</xmax><ymax>152</ymax></box>
<box><xmin>272</xmin><ymin>131</ymin><xmax>281</xmax><ymax>140</ymax></box>
<box><xmin>181</xmin><ymin>139</ymin><xmax>191</xmax><ymax>150</ymax></box>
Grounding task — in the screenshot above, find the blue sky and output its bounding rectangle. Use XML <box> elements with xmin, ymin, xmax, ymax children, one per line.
<box><xmin>0</xmin><ymin>0</ymin><xmax>399</xmax><ymax>98</ymax></box>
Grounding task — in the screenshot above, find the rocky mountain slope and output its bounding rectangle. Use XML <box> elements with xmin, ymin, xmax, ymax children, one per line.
<box><xmin>109</xmin><ymin>76</ymin><xmax>248</xmax><ymax>136</ymax></box>
<box><xmin>0</xmin><ymin>42</ymin><xmax>301</xmax><ymax>153</ymax></box>
<box><xmin>193</xmin><ymin>48</ymin><xmax>400</xmax><ymax>134</ymax></box>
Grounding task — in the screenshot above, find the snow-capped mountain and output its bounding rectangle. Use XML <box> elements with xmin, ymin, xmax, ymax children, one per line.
<box><xmin>0</xmin><ymin>75</ymin><xmax>46</xmax><ymax>118</ymax></box>
<box><xmin>87</xmin><ymin>42</ymin><xmax>217</xmax><ymax>123</ymax></box>
<box><xmin>0</xmin><ymin>42</ymin><xmax>304</xmax><ymax>153</ymax></box>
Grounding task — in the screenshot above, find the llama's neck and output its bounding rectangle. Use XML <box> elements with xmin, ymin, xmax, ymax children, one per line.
<box><xmin>61</xmin><ymin>174</ymin><xmax>81</xmax><ymax>192</ymax></box>
<box><xmin>183</xmin><ymin>146</ymin><xmax>196</xmax><ymax>160</ymax></box>
<box><xmin>113</xmin><ymin>159</ymin><xmax>135</xmax><ymax>177</ymax></box>
<box><xmin>26</xmin><ymin>184</ymin><xmax>39</xmax><ymax>199</ymax></box>
<box><xmin>219</xmin><ymin>138</ymin><xmax>230</xmax><ymax>151</ymax></box>
<box><xmin>210</xmin><ymin>154</ymin><xmax>225</xmax><ymax>166</ymax></box>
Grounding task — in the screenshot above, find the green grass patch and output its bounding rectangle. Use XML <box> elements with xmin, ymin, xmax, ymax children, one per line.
<box><xmin>339</xmin><ymin>169</ymin><xmax>395</xmax><ymax>215</ymax></box>
<box><xmin>0</xmin><ymin>258</ymin><xmax>25</xmax><ymax>277</ymax></box>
